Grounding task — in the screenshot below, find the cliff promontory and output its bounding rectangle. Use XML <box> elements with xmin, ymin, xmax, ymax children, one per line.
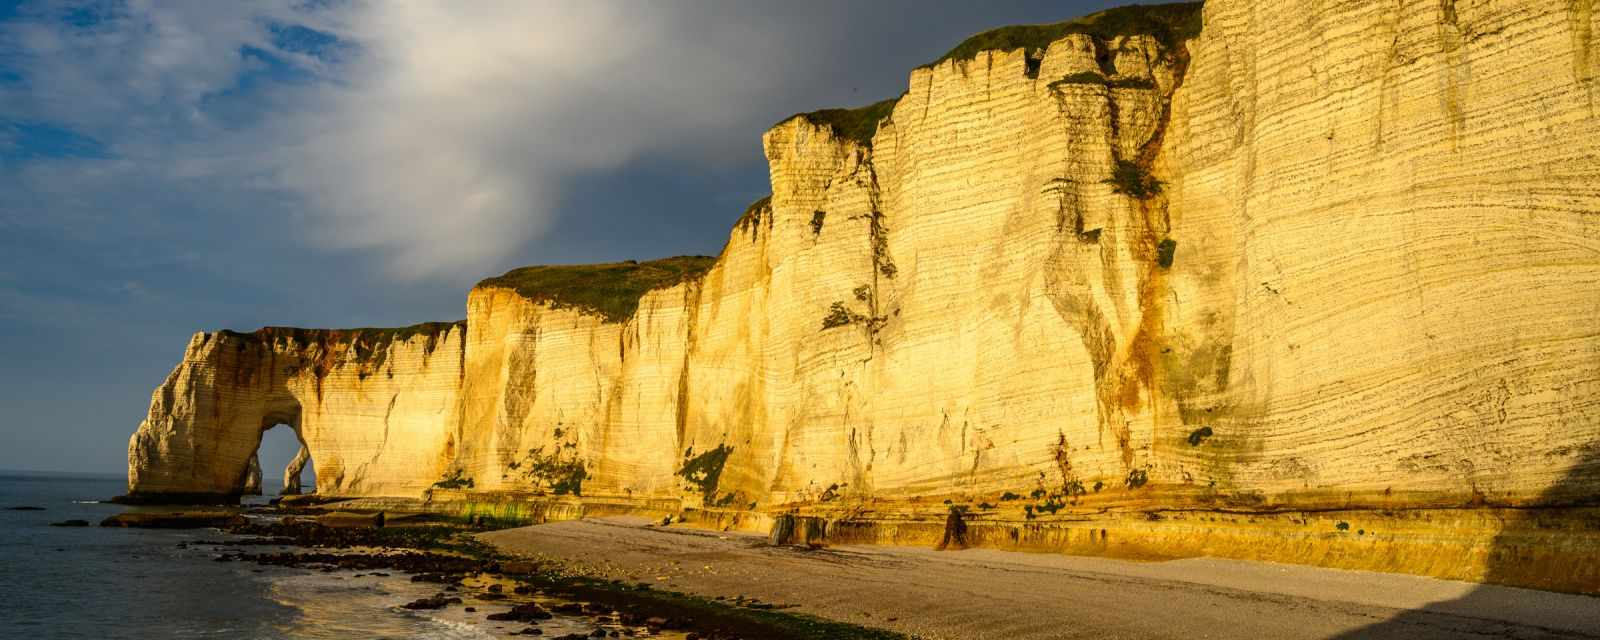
<box><xmin>124</xmin><ymin>1</ymin><xmax>1600</xmax><ymax>593</ymax></box>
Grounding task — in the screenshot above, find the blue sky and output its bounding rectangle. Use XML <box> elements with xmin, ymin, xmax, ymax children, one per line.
<box><xmin>0</xmin><ymin>0</ymin><xmax>1123</xmax><ymax>476</ymax></box>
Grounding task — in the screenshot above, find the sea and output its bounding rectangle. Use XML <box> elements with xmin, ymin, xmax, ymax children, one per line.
<box><xmin>0</xmin><ymin>470</ymin><xmax>620</xmax><ymax>639</ymax></box>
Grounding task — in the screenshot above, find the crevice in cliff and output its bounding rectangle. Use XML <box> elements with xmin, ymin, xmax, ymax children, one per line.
<box><xmin>1435</xmin><ymin>0</ymin><xmax>1469</xmax><ymax>152</ymax></box>
<box><xmin>675</xmin><ymin>281</ymin><xmax>703</xmax><ymax>446</ymax></box>
<box><xmin>862</xmin><ymin>153</ymin><xmax>897</xmax><ymax>283</ymax></box>
<box><xmin>1573</xmin><ymin>0</ymin><xmax>1597</xmax><ymax>115</ymax></box>
<box><xmin>1375</xmin><ymin>0</ymin><xmax>1405</xmax><ymax>149</ymax></box>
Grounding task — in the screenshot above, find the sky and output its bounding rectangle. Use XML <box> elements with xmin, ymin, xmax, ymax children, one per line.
<box><xmin>0</xmin><ymin>0</ymin><xmax>1127</xmax><ymax>476</ymax></box>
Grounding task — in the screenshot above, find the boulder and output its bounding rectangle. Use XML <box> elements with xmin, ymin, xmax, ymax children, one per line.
<box><xmin>486</xmin><ymin>603</ymin><xmax>554</xmax><ymax>622</ymax></box>
<box><xmin>100</xmin><ymin>511</ymin><xmax>247</xmax><ymax>529</ymax></box>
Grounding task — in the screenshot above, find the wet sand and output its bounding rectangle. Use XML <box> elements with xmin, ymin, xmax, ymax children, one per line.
<box><xmin>481</xmin><ymin>517</ymin><xmax>1600</xmax><ymax>640</ymax></box>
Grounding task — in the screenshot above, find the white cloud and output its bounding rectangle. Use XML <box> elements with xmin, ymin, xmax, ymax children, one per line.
<box><xmin>265</xmin><ymin>2</ymin><xmax>804</xmax><ymax>279</ymax></box>
<box><xmin>4</xmin><ymin>1</ymin><xmax>817</xmax><ymax>281</ymax></box>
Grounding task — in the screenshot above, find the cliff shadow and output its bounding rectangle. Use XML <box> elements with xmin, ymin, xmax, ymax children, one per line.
<box><xmin>1326</xmin><ymin>446</ymin><xmax>1600</xmax><ymax>638</ymax></box>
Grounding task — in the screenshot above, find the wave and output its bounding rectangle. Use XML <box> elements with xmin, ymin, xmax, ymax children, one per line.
<box><xmin>412</xmin><ymin>615</ymin><xmax>498</xmax><ymax>640</ymax></box>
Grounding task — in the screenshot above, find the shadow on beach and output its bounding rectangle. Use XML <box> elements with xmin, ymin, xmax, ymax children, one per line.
<box><xmin>1328</xmin><ymin>447</ymin><xmax>1600</xmax><ymax>639</ymax></box>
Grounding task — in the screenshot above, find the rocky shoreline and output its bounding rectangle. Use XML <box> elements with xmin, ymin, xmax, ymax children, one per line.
<box><xmin>164</xmin><ymin>508</ymin><xmax>901</xmax><ymax>640</ymax></box>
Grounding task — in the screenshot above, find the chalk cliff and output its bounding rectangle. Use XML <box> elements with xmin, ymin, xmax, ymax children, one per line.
<box><xmin>125</xmin><ymin>1</ymin><xmax>1600</xmax><ymax>592</ymax></box>
<box><xmin>125</xmin><ymin>324</ymin><xmax>465</xmax><ymax>500</ymax></box>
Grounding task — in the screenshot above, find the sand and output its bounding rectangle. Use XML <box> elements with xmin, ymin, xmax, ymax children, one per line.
<box><xmin>479</xmin><ymin>517</ymin><xmax>1599</xmax><ymax>639</ymax></box>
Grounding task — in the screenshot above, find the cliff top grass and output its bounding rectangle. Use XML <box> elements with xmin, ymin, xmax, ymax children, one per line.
<box><xmin>778</xmin><ymin>3</ymin><xmax>1201</xmax><ymax>147</ymax></box>
<box><xmin>785</xmin><ymin>97</ymin><xmax>901</xmax><ymax>146</ymax></box>
<box><xmin>475</xmin><ymin>255</ymin><xmax>717</xmax><ymax>323</ymax></box>
<box><xmin>923</xmin><ymin>2</ymin><xmax>1204</xmax><ymax>68</ymax></box>
<box><xmin>217</xmin><ymin>321</ymin><xmax>465</xmax><ymax>361</ymax></box>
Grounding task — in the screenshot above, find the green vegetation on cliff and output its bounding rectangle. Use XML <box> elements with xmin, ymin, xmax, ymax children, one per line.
<box><xmin>788</xmin><ymin>97</ymin><xmax>900</xmax><ymax>146</ymax></box>
<box><xmin>924</xmin><ymin>2</ymin><xmax>1203</xmax><ymax>67</ymax></box>
<box><xmin>476</xmin><ymin>255</ymin><xmax>716</xmax><ymax>323</ymax></box>
<box><xmin>431</xmin><ymin>469</ymin><xmax>475</xmax><ymax>490</ymax></box>
<box><xmin>217</xmin><ymin>321</ymin><xmax>464</xmax><ymax>362</ymax></box>
<box><xmin>678</xmin><ymin>444</ymin><xmax>734</xmax><ymax>503</ymax></box>
<box><xmin>1105</xmin><ymin>159</ymin><xmax>1165</xmax><ymax>199</ymax></box>
<box><xmin>736</xmin><ymin>195</ymin><xmax>772</xmax><ymax>232</ymax></box>
<box><xmin>778</xmin><ymin>3</ymin><xmax>1201</xmax><ymax>148</ymax></box>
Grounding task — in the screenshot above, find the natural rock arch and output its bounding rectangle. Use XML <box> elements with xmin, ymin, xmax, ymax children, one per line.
<box><xmin>124</xmin><ymin>325</ymin><xmax>466</xmax><ymax>503</ymax></box>
<box><xmin>123</xmin><ymin>331</ymin><xmax>318</xmax><ymax>503</ymax></box>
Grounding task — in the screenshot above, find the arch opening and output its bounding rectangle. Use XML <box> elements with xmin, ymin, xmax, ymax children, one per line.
<box><xmin>239</xmin><ymin>397</ymin><xmax>314</xmax><ymax>501</ymax></box>
<box><xmin>256</xmin><ymin>424</ymin><xmax>315</xmax><ymax>496</ymax></box>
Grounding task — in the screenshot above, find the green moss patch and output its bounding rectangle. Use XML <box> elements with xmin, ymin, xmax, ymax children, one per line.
<box><xmin>432</xmin><ymin>469</ymin><xmax>475</xmax><ymax>490</ymax></box>
<box><xmin>821</xmin><ymin>302</ymin><xmax>855</xmax><ymax>329</ymax></box>
<box><xmin>1157</xmin><ymin>238</ymin><xmax>1178</xmax><ymax>268</ymax></box>
<box><xmin>1105</xmin><ymin>159</ymin><xmax>1165</xmax><ymax>200</ymax></box>
<box><xmin>475</xmin><ymin>255</ymin><xmax>716</xmax><ymax>323</ymax></box>
<box><xmin>924</xmin><ymin>2</ymin><xmax>1204</xmax><ymax>68</ymax></box>
<box><xmin>515</xmin><ymin>445</ymin><xmax>589</xmax><ymax>496</ymax></box>
<box><xmin>677</xmin><ymin>444</ymin><xmax>733</xmax><ymax>502</ymax></box>
<box><xmin>737</xmin><ymin>195</ymin><xmax>772</xmax><ymax>233</ymax></box>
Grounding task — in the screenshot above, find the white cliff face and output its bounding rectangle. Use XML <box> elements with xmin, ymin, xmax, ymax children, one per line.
<box><xmin>126</xmin><ymin>324</ymin><xmax>465</xmax><ymax>500</ymax></box>
<box><xmin>126</xmin><ymin>0</ymin><xmax>1599</xmax><ymax>589</ymax></box>
<box><xmin>438</xmin><ymin>0</ymin><xmax>1597</xmax><ymax>511</ymax></box>
<box><xmin>1163</xmin><ymin>0</ymin><xmax>1600</xmax><ymax>505</ymax></box>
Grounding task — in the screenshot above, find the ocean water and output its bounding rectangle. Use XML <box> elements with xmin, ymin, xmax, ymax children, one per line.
<box><xmin>0</xmin><ymin>471</ymin><xmax>626</xmax><ymax>639</ymax></box>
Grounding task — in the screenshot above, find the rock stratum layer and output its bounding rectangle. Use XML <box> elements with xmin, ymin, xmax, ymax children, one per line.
<box><xmin>126</xmin><ymin>1</ymin><xmax>1600</xmax><ymax>593</ymax></box>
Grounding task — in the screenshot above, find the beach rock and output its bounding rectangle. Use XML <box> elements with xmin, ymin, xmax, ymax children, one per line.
<box><xmin>100</xmin><ymin>511</ymin><xmax>247</xmax><ymax>529</ymax></box>
<box><xmin>241</xmin><ymin>453</ymin><xmax>262</xmax><ymax>496</ymax></box>
<box><xmin>7</xmin><ymin>506</ymin><xmax>45</xmax><ymax>511</ymax></box>
<box><xmin>49</xmin><ymin>519</ymin><xmax>89</xmax><ymax>527</ymax></box>
<box><xmin>313</xmin><ymin>511</ymin><xmax>385</xmax><ymax>528</ymax></box>
<box><xmin>281</xmin><ymin>445</ymin><xmax>310</xmax><ymax>496</ymax></box>
<box><xmin>486</xmin><ymin>603</ymin><xmax>554</xmax><ymax>622</ymax></box>
<box><xmin>400</xmin><ymin>595</ymin><xmax>461</xmax><ymax>610</ymax></box>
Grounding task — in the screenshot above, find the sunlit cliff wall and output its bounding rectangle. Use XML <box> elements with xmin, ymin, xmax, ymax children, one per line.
<box><xmin>125</xmin><ymin>324</ymin><xmax>465</xmax><ymax>500</ymax></box>
<box><xmin>126</xmin><ymin>0</ymin><xmax>1600</xmax><ymax>590</ymax></box>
